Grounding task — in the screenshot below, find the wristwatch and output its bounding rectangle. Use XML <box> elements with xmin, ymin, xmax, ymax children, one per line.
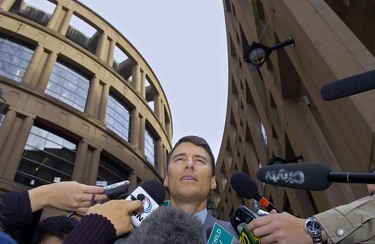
<box><xmin>304</xmin><ymin>217</ymin><xmax>323</xmax><ymax>244</ymax></box>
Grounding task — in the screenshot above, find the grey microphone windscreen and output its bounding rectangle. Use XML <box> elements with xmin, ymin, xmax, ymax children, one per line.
<box><xmin>123</xmin><ymin>206</ymin><xmax>206</xmax><ymax>244</ymax></box>
<box><xmin>321</xmin><ymin>69</ymin><xmax>375</xmax><ymax>101</ymax></box>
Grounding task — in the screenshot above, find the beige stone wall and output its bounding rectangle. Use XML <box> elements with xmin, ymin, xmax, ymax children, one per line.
<box><xmin>216</xmin><ymin>0</ymin><xmax>375</xmax><ymax>220</ymax></box>
<box><xmin>0</xmin><ymin>0</ymin><xmax>172</xmax><ymax>198</ymax></box>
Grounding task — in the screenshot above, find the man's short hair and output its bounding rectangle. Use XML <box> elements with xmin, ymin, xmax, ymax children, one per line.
<box><xmin>167</xmin><ymin>135</ymin><xmax>215</xmax><ymax>175</ymax></box>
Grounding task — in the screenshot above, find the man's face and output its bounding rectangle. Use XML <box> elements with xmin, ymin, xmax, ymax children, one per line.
<box><xmin>164</xmin><ymin>142</ymin><xmax>216</xmax><ymax>204</ymax></box>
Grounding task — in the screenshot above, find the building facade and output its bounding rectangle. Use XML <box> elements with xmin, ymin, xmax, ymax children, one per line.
<box><xmin>0</xmin><ymin>0</ymin><xmax>172</xmax><ymax>215</ymax></box>
<box><xmin>216</xmin><ymin>0</ymin><xmax>375</xmax><ymax>220</ymax></box>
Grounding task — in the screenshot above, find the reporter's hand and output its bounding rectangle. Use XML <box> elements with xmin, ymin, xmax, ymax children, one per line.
<box><xmin>247</xmin><ymin>210</ymin><xmax>312</xmax><ymax>244</ymax></box>
<box><xmin>87</xmin><ymin>200</ymin><xmax>143</xmax><ymax>236</ymax></box>
<box><xmin>28</xmin><ymin>181</ymin><xmax>107</xmax><ymax>214</ymax></box>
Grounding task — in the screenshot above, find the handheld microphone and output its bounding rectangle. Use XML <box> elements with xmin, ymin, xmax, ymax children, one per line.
<box><xmin>229</xmin><ymin>205</ymin><xmax>261</xmax><ymax>244</ymax></box>
<box><xmin>125</xmin><ymin>179</ymin><xmax>166</xmax><ymax>227</ymax></box>
<box><xmin>321</xmin><ymin>69</ymin><xmax>375</xmax><ymax>101</ymax></box>
<box><xmin>256</xmin><ymin>162</ymin><xmax>375</xmax><ymax>191</ymax></box>
<box><xmin>230</xmin><ymin>172</ymin><xmax>279</xmax><ymax>212</ymax></box>
<box><xmin>124</xmin><ymin>206</ymin><xmax>206</xmax><ymax>243</ymax></box>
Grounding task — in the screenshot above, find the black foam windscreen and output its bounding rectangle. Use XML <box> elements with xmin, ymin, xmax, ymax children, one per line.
<box><xmin>139</xmin><ymin>179</ymin><xmax>166</xmax><ymax>205</ymax></box>
<box><xmin>230</xmin><ymin>172</ymin><xmax>259</xmax><ymax>199</ymax></box>
<box><xmin>321</xmin><ymin>69</ymin><xmax>375</xmax><ymax>101</ymax></box>
<box><xmin>256</xmin><ymin>162</ymin><xmax>332</xmax><ymax>191</ymax></box>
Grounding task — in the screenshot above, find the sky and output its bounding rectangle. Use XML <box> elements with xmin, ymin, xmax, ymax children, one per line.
<box><xmin>34</xmin><ymin>0</ymin><xmax>229</xmax><ymax>159</ymax></box>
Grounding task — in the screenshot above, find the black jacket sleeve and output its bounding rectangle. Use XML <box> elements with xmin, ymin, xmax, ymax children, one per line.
<box><xmin>63</xmin><ymin>213</ymin><xmax>117</xmax><ymax>244</ymax></box>
<box><xmin>0</xmin><ymin>191</ymin><xmax>34</xmax><ymax>230</ymax></box>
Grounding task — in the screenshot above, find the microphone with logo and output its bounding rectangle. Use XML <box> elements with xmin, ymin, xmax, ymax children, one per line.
<box><xmin>206</xmin><ymin>222</ymin><xmax>241</xmax><ymax>244</ymax></box>
<box><xmin>320</xmin><ymin>69</ymin><xmax>375</xmax><ymax>101</ymax></box>
<box><xmin>256</xmin><ymin>162</ymin><xmax>375</xmax><ymax>191</ymax></box>
<box><xmin>125</xmin><ymin>179</ymin><xmax>166</xmax><ymax>227</ymax></box>
<box><xmin>230</xmin><ymin>205</ymin><xmax>263</xmax><ymax>244</ymax></box>
<box><xmin>230</xmin><ymin>172</ymin><xmax>279</xmax><ymax>212</ymax></box>
<box><xmin>123</xmin><ymin>206</ymin><xmax>206</xmax><ymax>244</ymax></box>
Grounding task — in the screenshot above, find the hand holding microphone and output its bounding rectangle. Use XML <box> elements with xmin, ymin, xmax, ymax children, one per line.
<box><xmin>125</xmin><ymin>179</ymin><xmax>166</xmax><ymax>227</ymax></box>
<box><xmin>85</xmin><ymin>199</ymin><xmax>143</xmax><ymax>236</ymax></box>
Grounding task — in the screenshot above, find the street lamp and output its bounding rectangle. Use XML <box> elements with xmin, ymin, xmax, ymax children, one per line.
<box><xmin>244</xmin><ymin>36</ymin><xmax>294</xmax><ymax>68</ymax></box>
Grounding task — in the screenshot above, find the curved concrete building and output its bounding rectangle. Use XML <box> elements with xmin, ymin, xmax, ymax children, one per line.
<box><xmin>216</xmin><ymin>0</ymin><xmax>375</xmax><ymax>220</ymax></box>
<box><xmin>0</xmin><ymin>0</ymin><xmax>172</xmax><ymax>214</ymax></box>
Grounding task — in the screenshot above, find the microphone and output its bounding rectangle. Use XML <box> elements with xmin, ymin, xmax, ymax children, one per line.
<box><xmin>229</xmin><ymin>205</ymin><xmax>261</xmax><ymax>244</ymax></box>
<box><xmin>104</xmin><ymin>180</ymin><xmax>130</xmax><ymax>200</ymax></box>
<box><xmin>125</xmin><ymin>179</ymin><xmax>166</xmax><ymax>227</ymax></box>
<box><xmin>230</xmin><ymin>172</ymin><xmax>279</xmax><ymax>212</ymax></box>
<box><xmin>321</xmin><ymin>69</ymin><xmax>375</xmax><ymax>101</ymax></box>
<box><xmin>123</xmin><ymin>206</ymin><xmax>206</xmax><ymax>243</ymax></box>
<box><xmin>207</xmin><ymin>222</ymin><xmax>241</xmax><ymax>244</ymax></box>
<box><xmin>256</xmin><ymin>162</ymin><xmax>375</xmax><ymax>191</ymax></box>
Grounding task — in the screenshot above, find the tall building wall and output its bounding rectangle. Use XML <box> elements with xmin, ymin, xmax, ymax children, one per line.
<box><xmin>216</xmin><ymin>0</ymin><xmax>375</xmax><ymax>220</ymax></box>
<box><xmin>0</xmin><ymin>0</ymin><xmax>172</xmax><ymax>215</ymax></box>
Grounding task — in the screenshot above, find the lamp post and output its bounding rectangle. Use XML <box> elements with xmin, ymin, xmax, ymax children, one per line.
<box><xmin>244</xmin><ymin>36</ymin><xmax>294</xmax><ymax>68</ymax></box>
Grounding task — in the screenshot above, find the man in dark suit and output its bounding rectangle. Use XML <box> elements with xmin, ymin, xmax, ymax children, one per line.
<box><xmin>164</xmin><ymin>135</ymin><xmax>237</xmax><ymax>239</ymax></box>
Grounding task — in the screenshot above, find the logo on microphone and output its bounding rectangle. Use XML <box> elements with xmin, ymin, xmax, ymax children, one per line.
<box><xmin>265</xmin><ymin>169</ymin><xmax>305</xmax><ymax>184</ymax></box>
<box><xmin>142</xmin><ymin>196</ymin><xmax>153</xmax><ymax>213</ymax></box>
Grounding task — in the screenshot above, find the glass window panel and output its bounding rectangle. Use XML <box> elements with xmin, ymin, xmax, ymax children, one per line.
<box><xmin>105</xmin><ymin>95</ymin><xmax>131</xmax><ymax>142</ymax></box>
<box><xmin>0</xmin><ymin>35</ymin><xmax>34</xmax><ymax>82</ymax></box>
<box><xmin>16</xmin><ymin>125</ymin><xmax>76</xmax><ymax>187</ymax></box>
<box><xmin>98</xmin><ymin>155</ymin><xmax>129</xmax><ymax>187</ymax></box>
<box><xmin>45</xmin><ymin>61</ymin><xmax>90</xmax><ymax>112</ymax></box>
<box><xmin>145</xmin><ymin>130</ymin><xmax>156</xmax><ymax>167</ymax></box>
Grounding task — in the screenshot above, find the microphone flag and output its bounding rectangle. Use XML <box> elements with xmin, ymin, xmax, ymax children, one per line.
<box><xmin>237</xmin><ymin>223</ymin><xmax>261</xmax><ymax>244</ymax></box>
<box><xmin>126</xmin><ymin>185</ymin><xmax>160</xmax><ymax>227</ymax></box>
<box><xmin>207</xmin><ymin>222</ymin><xmax>241</xmax><ymax>244</ymax></box>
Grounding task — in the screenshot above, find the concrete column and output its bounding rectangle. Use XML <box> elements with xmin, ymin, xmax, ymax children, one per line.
<box><xmin>128</xmin><ymin>171</ymin><xmax>137</xmax><ymax>192</ymax></box>
<box><xmin>139</xmin><ymin>115</ymin><xmax>145</xmax><ymax>154</ymax></box>
<box><xmin>0</xmin><ymin>0</ymin><xmax>16</xmax><ymax>11</ymax></box>
<box><xmin>106</xmin><ymin>39</ymin><xmax>115</xmax><ymax>67</ymax></box>
<box><xmin>154</xmin><ymin>94</ymin><xmax>162</xmax><ymax>121</ymax></box>
<box><xmin>86</xmin><ymin>76</ymin><xmax>100</xmax><ymax>117</ymax></box>
<box><xmin>166</xmin><ymin>119</ymin><xmax>172</xmax><ymax>139</ymax></box>
<box><xmin>98</xmin><ymin>83</ymin><xmax>109</xmax><ymax>122</ymax></box>
<box><xmin>156</xmin><ymin>140</ymin><xmax>163</xmax><ymax>171</ymax></box>
<box><xmin>23</xmin><ymin>45</ymin><xmax>44</xmax><ymax>85</ymax></box>
<box><xmin>46</xmin><ymin>3</ymin><xmax>63</xmax><ymax>30</ymax></box>
<box><xmin>58</xmin><ymin>9</ymin><xmax>73</xmax><ymax>35</ymax></box>
<box><xmin>130</xmin><ymin>110</ymin><xmax>140</xmax><ymax>149</ymax></box>
<box><xmin>132</xmin><ymin>64</ymin><xmax>141</xmax><ymax>93</ymax></box>
<box><xmin>72</xmin><ymin>141</ymin><xmax>88</xmax><ymax>182</ymax></box>
<box><xmin>160</xmin><ymin>101</ymin><xmax>165</xmax><ymax>127</ymax></box>
<box><xmin>140</xmin><ymin>71</ymin><xmax>146</xmax><ymax>98</ymax></box>
<box><xmin>87</xmin><ymin>148</ymin><xmax>101</xmax><ymax>185</ymax></box>
<box><xmin>96</xmin><ymin>32</ymin><xmax>108</xmax><ymax>61</ymax></box>
<box><xmin>5</xmin><ymin>116</ymin><xmax>34</xmax><ymax>180</ymax></box>
<box><xmin>37</xmin><ymin>52</ymin><xmax>58</xmax><ymax>90</ymax></box>
<box><xmin>0</xmin><ymin>110</ymin><xmax>16</xmax><ymax>174</ymax></box>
